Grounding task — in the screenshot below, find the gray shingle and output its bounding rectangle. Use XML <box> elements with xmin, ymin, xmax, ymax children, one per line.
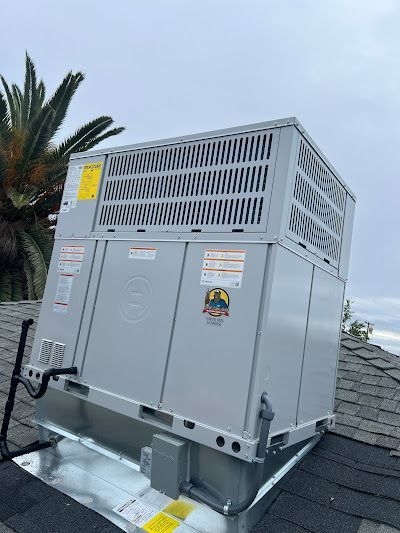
<box><xmin>337</xmin><ymin>401</ymin><xmax>360</xmax><ymax>416</ymax></box>
<box><xmin>357</xmin><ymin>406</ymin><xmax>379</xmax><ymax>421</ymax></box>
<box><xmin>335</xmin><ymin>389</ymin><xmax>360</xmax><ymax>403</ymax></box>
<box><xmin>337</xmin><ymin>378</ymin><xmax>356</xmax><ymax>390</ymax></box>
<box><xmin>358</xmin><ymin>420</ymin><xmax>400</xmax><ymax>439</ymax></box>
<box><xmin>335</xmin><ymin>413</ymin><xmax>362</xmax><ymax>428</ymax></box>
<box><xmin>377</xmin><ymin>411</ymin><xmax>400</xmax><ymax>427</ymax></box>
<box><xmin>353</xmin><ymin>383</ymin><xmax>395</xmax><ymax>400</ymax></box>
<box><xmin>384</xmin><ymin>369</ymin><xmax>400</xmax><ymax>382</ymax></box>
<box><xmin>380</xmin><ymin>399</ymin><xmax>400</xmax><ymax>412</ymax></box>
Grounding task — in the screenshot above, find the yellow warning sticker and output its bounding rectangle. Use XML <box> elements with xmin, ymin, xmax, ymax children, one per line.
<box><xmin>143</xmin><ymin>512</ymin><xmax>179</xmax><ymax>533</ymax></box>
<box><xmin>163</xmin><ymin>500</ymin><xmax>195</xmax><ymax>520</ymax></box>
<box><xmin>77</xmin><ymin>162</ymin><xmax>103</xmax><ymax>200</ymax></box>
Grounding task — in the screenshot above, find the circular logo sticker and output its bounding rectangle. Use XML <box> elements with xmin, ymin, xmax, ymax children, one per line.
<box><xmin>203</xmin><ymin>288</ymin><xmax>230</xmax><ymax>317</ymax></box>
<box><xmin>120</xmin><ymin>276</ymin><xmax>152</xmax><ymax>323</ymax></box>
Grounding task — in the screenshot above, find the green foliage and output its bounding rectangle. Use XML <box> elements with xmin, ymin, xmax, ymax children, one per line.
<box><xmin>0</xmin><ymin>53</ymin><xmax>124</xmax><ymax>301</ymax></box>
<box><xmin>342</xmin><ymin>298</ymin><xmax>370</xmax><ymax>341</ymax></box>
<box><xmin>0</xmin><ymin>54</ymin><xmax>124</xmax><ymax>301</ymax></box>
<box><xmin>348</xmin><ymin>320</ymin><xmax>368</xmax><ymax>341</ymax></box>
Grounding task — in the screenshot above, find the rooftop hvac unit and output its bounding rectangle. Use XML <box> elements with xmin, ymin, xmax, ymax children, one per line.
<box><xmin>14</xmin><ymin>118</ymin><xmax>355</xmax><ymax>532</ymax></box>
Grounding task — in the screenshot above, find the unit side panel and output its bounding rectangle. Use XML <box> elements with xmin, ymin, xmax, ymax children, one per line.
<box><xmin>296</xmin><ymin>268</ymin><xmax>344</xmax><ymax>423</ymax></box>
<box><xmin>284</xmin><ymin>134</ymin><xmax>347</xmax><ymax>270</ymax></box>
<box><xmin>57</xmin><ymin>154</ymin><xmax>106</xmax><ymax>237</ymax></box>
<box><xmin>161</xmin><ymin>242</ymin><xmax>267</xmax><ymax>436</ymax></box>
<box><xmin>246</xmin><ymin>246</ymin><xmax>313</xmax><ymax>437</ymax></box>
<box><xmin>29</xmin><ymin>239</ymin><xmax>96</xmax><ymax>370</ymax></box>
<box><xmin>81</xmin><ymin>240</ymin><xmax>185</xmax><ymax>407</ymax></box>
<box><xmin>338</xmin><ymin>194</ymin><xmax>356</xmax><ymax>279</ymax></box>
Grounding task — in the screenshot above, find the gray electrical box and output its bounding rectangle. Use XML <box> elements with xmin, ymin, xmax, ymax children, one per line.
<box><xmin>24</xmin><ymin>117</ymin><xmax>355</xmax><ymax>530</ymax></box>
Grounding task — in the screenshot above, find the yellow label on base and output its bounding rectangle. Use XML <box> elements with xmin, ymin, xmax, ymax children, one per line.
<box><xmin>77</xmin><ymin>162</ymin><xmax>103</xmax><ymax>200</ymax></box>
<box><xmin>164</xmin><ymin>500</ymin><xmax>195</xmax><ymax>520</ymax></box>
<box><xmin>143</xmin><ymin>512</ymin><xmax>179</xmax><ymax>533</ymax></box>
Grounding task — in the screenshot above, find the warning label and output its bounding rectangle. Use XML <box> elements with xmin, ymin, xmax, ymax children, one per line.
<box><xmin>114</xmin><ymin>499</ymin><xmax>156</xmax><ymax>528</ymax></box>
<box><xmin>200</xmin><ymin>249</ymin><xmax>246</xmax><ymax>289</ymax></box>
<box><xmin>113</xmin><ymin>499</ymin><xmax>179</xmax><ymax>532</ymax></box>
<box><xmin>53</xmin><ymin>274</ymin><xmax>73</xmax><ymax>313</ymax></box>
<box><xmin>129</xmin><ymin>247</ymin><xmax>157</xmax><ymax>260</ymax></box>
<box><xmin>60</xmin><ymin>164</ymin><xmax>83</xmax><ymax>212</ymax></box>
<box><xmin>58</xmin><ymin>246</ymin><xmax>84</xmax><ymax>275</ymax></box>
<box><xmin>143</xmin><ymin>513</ymin><xmax>179</xmax><ymax>533</ymax></box>
<box><xmin>77</xmin><ymin>162</ymin><xmax>103</xmax><ymax>200</ymax></box>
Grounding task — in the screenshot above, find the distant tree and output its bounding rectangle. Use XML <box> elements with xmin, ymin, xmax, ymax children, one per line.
<box><xmin>0</xmin><ymin>54</ymin><xmax>124</xmax><ymax>301</ymax></box>
<box><xmin>342</xmin><ymin>298</ymin><xmax>353</xmax><ymax>330</ymax></box>
<box><xmin>342</xmin><ymin>298</ymin><xmax>369</xmax><ymax>341</ymax></box>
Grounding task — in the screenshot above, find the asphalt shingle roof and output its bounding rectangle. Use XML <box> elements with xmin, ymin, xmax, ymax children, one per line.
<box><xmin>1</xmin><ymin>301</ymin><xmax>400</xmax><ymax>532</ymax></box>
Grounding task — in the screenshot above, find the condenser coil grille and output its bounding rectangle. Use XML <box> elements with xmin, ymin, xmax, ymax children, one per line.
<box><xmin>287</xmin><ymin>140</ymin><xmax>346</xmax><ymax>267</ymax></box>
<box><xmin>95</xmin><ymin>131</ymin><xmax>276</xmax><ymax>233</ymax></box>
<box><xmin>38</xmin><ymin>339</ymin><xmax>66</xmax><ymax>369</ymax></box>
<box><xmin>38</xmin><ymin>339</ymin><xmax>52</xmax><ymax>364</ymax></box>
<box><xmin>50</xmin><ymin>342</ymin><xmax>66</xmax><ymax>369</ymax></box>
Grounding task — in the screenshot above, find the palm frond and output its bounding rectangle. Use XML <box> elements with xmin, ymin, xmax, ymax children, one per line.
<box><xmin>18</xmin><ymin>228</ymin><xmax>52</xmax><ymax>298</ymax></box>
<box><xmin>7</xmin><ymin>187</ymin><xmax>37</xmax><ymax>208</ymax></box>
<box><xmin>53</xmin><ymin>116</ymin><xmax>115</xmax><ymax>159</ymax></box>
<box><xmin>0</xmin><ymin>91</ymin><xmax>11</xmax><ymax>144</ymax></box>
<box><xmin>12</xmin><ymin>84</ymin><xmax>22</xmax><ymax>127</ymax></box>
<box><xmin>0</xmin><ymin>270</ymin><xmax>12</xmax><ymax>302</ymax></box>
<box><xmin>0</xmin><ymin>76</ymin><xmax>17</xmax><ymax>127</ymax></box>
<box><xmin>23</xmin><ymin>259</ymin><xmax>36</xmax><ymax>300</ymax></box>
<box><xmin>21</xmin><ymin>106</ymin><xmax>55</xmax><ymax>168</ymax></box>
<box><xmin>21</xmin><ymin>53</ymin><xmax>38</xmax><ymax>126</ymax></box>
<box><xmin>46</xmin><ymin>71</ymin><xmax>85</xmax><ymax>138</ymax></box>
<box><xmin>37</xmin><ymin>80</ymin><xmax>46</xmax><ymax>110</ymax></box>
<box><xmin>83</xmin><ymin>126</ymin><xmax>125</xmax><ymax>151</ymax></box>
<box><xmin>11</xmin><ymin>269</ymin><xmax>24</xmax><ymax>301</ymax></box>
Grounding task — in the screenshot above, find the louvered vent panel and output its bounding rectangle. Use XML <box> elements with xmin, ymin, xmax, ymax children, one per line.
<box><xmin>95</xmin><ymin>131</ymin><xmax>276</xmax><ymax>232</ymax></box>
<box><xmin>38</xmin><ymin>339</ymin><xmax>53</xmax><ymax>364</ymax></box>
<box><xmin>287</xmin><ymin>140</ymin><xmax>346</xmax><ymax>267</ymax></box>
<box><xmin>49</xmin><ymin>342</ymin><xmax>66</xmax><ymax>369</ymax></box>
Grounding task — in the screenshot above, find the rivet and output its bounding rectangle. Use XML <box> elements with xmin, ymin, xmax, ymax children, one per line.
<box><xmin>227</xmin><ymin>427</ymin><xmax>231</xmax><ymax>432</ymax></box>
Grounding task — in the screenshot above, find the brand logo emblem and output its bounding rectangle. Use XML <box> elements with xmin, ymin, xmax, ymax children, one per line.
<box><xmin>203</xmin><ymin>288</ymin><xmax>229</xmax><ymax>317</ymax></box>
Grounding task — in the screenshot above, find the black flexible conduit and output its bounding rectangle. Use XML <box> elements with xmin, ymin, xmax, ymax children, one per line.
<box><xmin>180</xmin><ymin>392</ymin><xmax>275</xmax><ymax>515</ymax></box>
<box><xmin>0</xmin><ymin>319</ymin><xmax>77</xmax><ymax>460</ymax></box>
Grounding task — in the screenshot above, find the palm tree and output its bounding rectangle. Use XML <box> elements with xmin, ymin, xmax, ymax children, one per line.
<box><xmin>0</xmin><ymin>54</ymin><xmax>124</xmax><ymax>301</ymax></box>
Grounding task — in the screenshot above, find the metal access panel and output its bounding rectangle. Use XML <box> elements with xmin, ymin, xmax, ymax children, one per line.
<box><xmin>82</xmin><ymin>240</ymin><xmax>185</xmax><ymax>407</ymax></box>
<box><xmin>161</xmin><ymin>242</ymin><xmax>268</xmax><ymax>436</ymax></box>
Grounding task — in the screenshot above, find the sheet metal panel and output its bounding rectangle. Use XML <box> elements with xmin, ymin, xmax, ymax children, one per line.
<box><xmin>296</xmin><ymin>267</ymin><xmax>345</xmax><ymax>423</ymax></box>
<box><xmin>162</xmin><ymin>242</ymin><xmax>267</xmax><ymax>437</ymax></box>
<box><xmin>82</xmin><ymin>240</ymin><xmax>185</xmax><ymax>407</ymax></box>
<box><xmin>245</xmin><ymin>246</ymin><xmax>313</xmax><ymax>437</ymax></box>
<box><xmin>30</xmin><ymin>239</ymin><xmax>96</xmax><ymax>370</ymax></box>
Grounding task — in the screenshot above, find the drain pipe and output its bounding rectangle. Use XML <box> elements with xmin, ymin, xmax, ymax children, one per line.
<box><xmin>0</xmin><ymin>319</ymin><xmax>77</xmax><ymax>461</ymax></box>
<box><xmin>180</xmin><ymin>392</ymin><xmax>274</xmax><ymax>515</ymax></box>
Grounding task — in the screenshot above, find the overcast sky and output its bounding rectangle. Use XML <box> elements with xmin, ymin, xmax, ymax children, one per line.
<box><xmin>1</xmin><ymin>0</ymin><xmax>399</xmax><ymax>353</ymax></box>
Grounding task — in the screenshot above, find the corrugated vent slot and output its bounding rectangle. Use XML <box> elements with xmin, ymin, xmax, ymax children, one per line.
<box><xmin>38</xmin><ymin>339</ymin><xmax>53</xmax><ymax>364</ymax></box>
<box><xmin>49</xmin><ymin>342</ymin><xmax>66</xmax><ymax>369</ymax></box>
<box><xmin>287</xmin><ymin>140</ymin><xmax>346</xmax><ymax>267</ymax></box>
<box><xmin>95</xmin><ymin>131</ymin><xmax>275</xmax><ymax>233</ymax></box>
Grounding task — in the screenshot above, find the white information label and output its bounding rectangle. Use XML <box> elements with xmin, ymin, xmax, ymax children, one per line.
<box><xmin>200</xmin><ymin>249</ymin><xmax>246</xmax><ymax>289</ymax></box>
<box><xmin>128</xmin><ymin>247</ymin><xmax>157</xmax><ymax>260</ymax></box>
<box><xmin>53</xmin><ymin>274</ymin><xmax>73</xmax><ymax>313</ymax></box>
<box><xmin>113</xmin><ymin>499</ymin><xmax>157</xmax><ymax>527</ymax></box>
<box><xmin>58</xmin><ymin>246</ymin><xmax>84</xmax><ymax>274</ymax></box>
<box><xmin>60</xmin><ymin>165</ymin><xmax>83</xmax><ymax>212</ymax></box>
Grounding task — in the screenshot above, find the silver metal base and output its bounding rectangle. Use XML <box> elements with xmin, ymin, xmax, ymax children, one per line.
<box><xmin>14</xmin><ymin>429</ymin><xmax>319</xmax><ymax>532</ymax></box>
